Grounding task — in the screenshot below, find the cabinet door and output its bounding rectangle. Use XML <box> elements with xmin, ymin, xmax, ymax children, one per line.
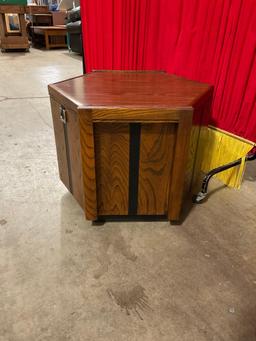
<box><xmin>93</xmin><ymin>122</ymin><xmax>176</xmax><ymax>216</ymax></box>
<box><xmin>50</xmin><ymin>97</ymin><xmax>84</xmax><ymax>208</ymax></box>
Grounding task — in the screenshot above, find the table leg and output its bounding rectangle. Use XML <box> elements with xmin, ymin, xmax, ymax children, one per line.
<box><xmin>45</xmin><ymin>31</ymin><xmax>50</xmax><ymax>50</ymax></box>
<box><xmin>67</xmin><ymin>32</ymin><xmax>71</xmax><ymax>52</ymax></box>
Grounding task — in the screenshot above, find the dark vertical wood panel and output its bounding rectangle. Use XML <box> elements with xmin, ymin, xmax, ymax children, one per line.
<box><xmin>94</xmin><ymin>123</ymin><xmax>130</xmax><ymax>215</ymax></box>
<box><xmin>50</xmin><ymin>97</ymin><xmax>70</xmax><ymax>191</ymax></box>
<box><xmin>79</xmin><ymin>109</ymin><xmax>98</xmax><ymax>220</ymax></box>
<box><xmin>138</xmin><ymin>123</ymin><xmax>176</xmax><ymax>215</ymax></box>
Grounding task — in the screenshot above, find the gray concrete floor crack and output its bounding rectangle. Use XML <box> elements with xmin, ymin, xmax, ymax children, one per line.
<box><xmin>0</xmin><ymin>96</ymin><xmax>49</xmax><ymax>102</ymax></box>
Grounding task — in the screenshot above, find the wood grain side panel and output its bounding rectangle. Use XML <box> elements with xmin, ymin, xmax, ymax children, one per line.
<box><xmin>0</xmin><ymin>5</ymin><xmax>25</xmax><ymax>13</ymax></box>
<box><xmin>184</xmin><ymin>124</ymin><xmax>200</xmax><ymax>194</ymax></box>
<box><xmin>91</xmin><ymin>108</ymin><xmax>182</xmax><ymax>122</ymax></box>
<box><xmin>94</xmin><ymin>123</ymin><xmax>130</xmax><ymax>215</ymax></box>
<box><xmin>66</xmin><ymin>109</ymin><xmax>84</xmax><ymax>208</ymax></box>
<box><xmin>50</xmin><ymin>97</ymin><xmax>70</xmax><ymax>191</ymax></box>
<box><xmin>138</xmin><ymin>123</ymin><xmax>177</xmax><ymax>215</ymax></box>
<box><xmin>79</xmin><ymin>109</ymin><xmax>97</xmax><ymax>220</ymax></box>
<box><xmin>168</xmin><ymin>110</ymin><xmax>193</xmax><ymax>221</ymax></box>
<box><xmin>190</xmin><ymin>96</ymin><xmax>213</xmax><ymax>193</ymax></box>
<box><xmin>0</xmin><ymin>14</ymin><xmax>5</xmax><ymax>41</ymax></box>
<box><xmin>19</xmin><ymin>13</ymin><xmax>27</xmax><ymax>36</ymax></box>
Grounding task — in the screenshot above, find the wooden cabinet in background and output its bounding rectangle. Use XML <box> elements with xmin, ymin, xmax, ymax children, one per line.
<box><xmin>48</xmin><ymin>71</ymin><xmax>213</xmax><ymax>223</ymax></box>
<box><xmin>31</xmin><ymin>13</ymin><xmax>52</xmax><ymax>26</ymax></box>
<box><xmin>0</xmin><ymin>5</ymin><xmax>29</xmax><ymax>51</ymax></box>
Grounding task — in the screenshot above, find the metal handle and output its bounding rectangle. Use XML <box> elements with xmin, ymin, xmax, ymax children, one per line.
<box><xmin>60</xmin><ymin>106</ymin><xmax>66</xmax><ymax>124</ymax></box>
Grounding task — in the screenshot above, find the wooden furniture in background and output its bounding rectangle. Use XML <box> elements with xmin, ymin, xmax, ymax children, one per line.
<box><xmin>51</xmin><ymin>10</ymin><xmax>66</xmax><ymax>26</ymax></box>
<box><xmin>30</xmin><ymin>12</ymin><xmax>66</xmax><ymax>26</ymax></box>
<box><xmin>31</xmin><ymin>13</ymin><xmax>52</xmax><ymax>26</ymax></box>
<box><xmin>31</xmin><ymin>25</ymin><xmax>67</xmax><ymax>49</ymax></box>
<box><xmin>0</xmin><ymin>5</ymin><xmax>29</xmax><ymax>51</ymax></box>
<box><xmin>48</xmin><ymin>71</ymin><xmax>213</xmax><ymax>223</ymax></box>
<box><xmin>26</xmin><ymin>5</ymin><xmax>49</xmax><ymax>15</ymax></box>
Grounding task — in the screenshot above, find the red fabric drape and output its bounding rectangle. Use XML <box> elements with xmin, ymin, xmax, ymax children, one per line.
<box><xmin>81</xmin><ymin>0</ymin><xmax>256</xmax><ymax>142</ymax></box>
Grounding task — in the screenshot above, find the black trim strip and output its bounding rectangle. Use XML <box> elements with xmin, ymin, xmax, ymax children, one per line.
<box><xmin>128</xmin><ymin>123</ymin><xmax>141</xmax><ymax>215</ymax></box>
<box><xmin>97</xmin><ymin>215</ymin><xmax>168</xmax><ymax>222</ymax></box>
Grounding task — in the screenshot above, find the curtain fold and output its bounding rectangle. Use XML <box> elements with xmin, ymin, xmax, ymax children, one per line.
<box><xmin>81</xmin><ymin>0</ymin><xmax>256</xmax><ymax>142</ymax></box>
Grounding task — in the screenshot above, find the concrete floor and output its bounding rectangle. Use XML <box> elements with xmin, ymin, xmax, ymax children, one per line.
<box><xmin>0</xmin><ymin>48</ymin><xmax>256</xmax><ymax>341</ymax></box>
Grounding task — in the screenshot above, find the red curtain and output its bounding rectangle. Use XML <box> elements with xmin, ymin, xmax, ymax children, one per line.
<box><xmin>81</xmin><ymin>0</ymin><xmax>256</xmax><ymax>142</ymax></box>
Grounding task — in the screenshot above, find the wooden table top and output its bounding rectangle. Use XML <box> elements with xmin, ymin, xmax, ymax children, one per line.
<box><xmin>32</xmin><ymin>26</ymin><xmax>66</xmax><ymax>31</ymax></box>
<box><xmin>32</xmin><ymin>13</ymin><xmax>52</xmax><ymax>16</ymax></box>
<box><xmin>49</xmin><ymin>71</ymin><xmax>212</xmax><ymax>109</ymax></box>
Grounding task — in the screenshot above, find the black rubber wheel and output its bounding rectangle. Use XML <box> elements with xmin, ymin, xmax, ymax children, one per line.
<box><xmin>192</xmin><ymin>193</ymin><xmax>207</xmax><ymax>204</ymax></box>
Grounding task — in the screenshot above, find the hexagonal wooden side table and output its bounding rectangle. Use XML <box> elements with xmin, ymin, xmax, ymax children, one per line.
<box><xmin>48</xmin><ymin>71</ymin><xmax>212</xmax><ymax>223</ymax></box>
